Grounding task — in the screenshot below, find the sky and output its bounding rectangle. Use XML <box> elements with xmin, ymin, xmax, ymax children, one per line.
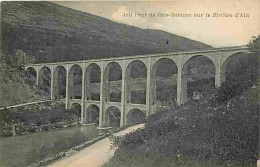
<box><xmin>54</xmin><ymin>0</ymin><xmax>260</xmax><ymax>47</ymax></box>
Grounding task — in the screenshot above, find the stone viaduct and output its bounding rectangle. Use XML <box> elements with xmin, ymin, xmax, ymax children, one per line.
<box><xmin>24</xmin><ymin>46</ymin><xmax>249</xmax><ymax>128</ymax></box>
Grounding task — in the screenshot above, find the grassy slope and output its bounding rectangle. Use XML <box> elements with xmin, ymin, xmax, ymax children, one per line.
<box><xmin>1</xmin><ymin>1</ymin><xmax>213</xmax><ymax>63</ymax></box>
<box><xmin>103</xmin><ymin>86</ymin><xmax>259</xmax><ymax>167</ymax></box>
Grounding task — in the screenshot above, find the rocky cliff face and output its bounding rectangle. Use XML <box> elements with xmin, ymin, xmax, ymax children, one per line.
<box><xmin>1</xmin><ymin>1</ymin><xmax>213</xmax><ymax>63</ymax></box>
<box><xmin>0</xmin><ymin>51</ymin><xmax>42</xmax><ymax>107</ymax></box>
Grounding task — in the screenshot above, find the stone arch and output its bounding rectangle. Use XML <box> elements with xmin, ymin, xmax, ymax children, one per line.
<box><xmin>39</xmin><ymin>66</ymin><xmax>51</xmax><ymax>97</ymax></box>
<box><xmin>105</xmin><ymin>106</ymin><xmax>121</xmax><ymax>127</ymax></box>
<box><xmin>126</xmin><ymin>108</ymin><xmax>146</xmax><ymax>125</ymax></box>
<box><xmin>221</xmin><ymin>52</ymin><xmax>248</xmax><ymax>83</ymax></box>
<box><xmin>25</xmin><ymin>67</ymin><xmax>37</xmax><ymax>85</ymax></box>
<box><xmin>86</xmin><ymin>63</ymin><xmax>101</xmax><ymax>101</ymax></box>
<box><xmin>70</xmin><ymin>102</ymin><xmax>81</xmax><ymax>109</ymax></box>
<box><xmin>104</xmin><ymin>62</ymin><xmax>122</xmax><ymax>102</ymax></box>
<box><xmin>86</xmin><ymin>104</ymin><xmax>99</xmax><ymax>124</ymax></box>
<box><xmin>182</xmin><ymin>55</ymin><xmax>215</xmax><ymax>103</ymax></box>
<box><xmin>126</xmin><ymin>60</ymin><xmax>147</xmax><ymax>104</ymax></box>
<box><xmin>53</xmin><ymin>66</ymin><xmax>66</xmax><ymax>99</ymax></box>
<box><xmin>69</xmin><ymin>64</ymin><xmax>82</xmax><ymax>99</ymax></box>
<box><xmin>151</xmin><ymin>58</ymin><xmax>178</xmax><ymax>106</ymax></box>
<box><xmin>70</xmin><ymin>103</ymin><xmax>81</xmax><ymax>122</ymax></box>
<box><xmin>182</xmin><ymin>54</ymin><xmax>216</xmax><ymax>68</ymax></box>
<box><xmin>25</xmin><ymin>66</ymin><xmax>35</xmax><ymax>71</ymax></box>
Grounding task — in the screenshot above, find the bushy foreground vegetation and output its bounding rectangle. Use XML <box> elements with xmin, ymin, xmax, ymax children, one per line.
<box><xmin>0</xmin><ymin>103</ymin><xmax>81</xmax><ymax>136</ymax></box>
<box><xmin>105</xmin><ymin>87</ymin><xmax>258</xmax><ymax>167</ymax></box>
<box><xmin>104</xmin><ymin>37</ymin><xmax>259</xmax><ymax>167</ymax></box>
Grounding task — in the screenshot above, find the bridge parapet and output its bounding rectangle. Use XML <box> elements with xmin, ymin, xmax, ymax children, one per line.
<box><xmin>25</xmin><ymin>46</ymin><xmax>249</xmax><ymax>68</ymax></box>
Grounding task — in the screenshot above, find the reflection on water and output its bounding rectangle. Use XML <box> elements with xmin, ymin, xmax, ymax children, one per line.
<box><xmin>0</xmin><ymin>125</ymin><xmax>101</xmax><ymax>167</ymax></box>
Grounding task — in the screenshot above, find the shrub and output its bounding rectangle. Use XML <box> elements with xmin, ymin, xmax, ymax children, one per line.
<box><xmin>210</xmin><ymin>90</ymin><xmax>259</xmax><ymax>164</ymax></box>
<box><xmin>217</xmin><ymin>40</ymin><xmax>259</xmax><ymax>102</ymax></box>
<box><xmin>146</xmin><ymin>108</ymin><xmax>172</xmax><ymax>126</ymax></box>
<box><xmin>110</xmin><ymin>129</ymin><xmax>146</xmax><ymax>150</ymax></box>
<box><xmin>111</xmin><ymin>115</ymin><xmax>178</xmax><ymax>150</ymax></box>
<box><xmin>158</xmin><ymin>88</ymin><xmax>258</xmax><ymax>165</ymax></box>
<box><xmin>145</xmin><ymin>116</ymin><xmax>178</xmax><ymax>137</ymax></box>
<box><xmin>0</xmin><ymin>110</ymin><xmax>13</xmax><ymax>125</ymax></box>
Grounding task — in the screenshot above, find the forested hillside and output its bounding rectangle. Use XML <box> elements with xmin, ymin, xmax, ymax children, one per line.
<box><xmin>1</xmin><ymin>1</ymin><xmax>212</xmax><ymax>63</ymax></box>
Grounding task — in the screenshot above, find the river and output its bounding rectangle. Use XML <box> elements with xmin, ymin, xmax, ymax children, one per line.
<box><xmin>0</xmin><ymin>124</ymin><xmax>102</xmax><ymax>167</ymax></box>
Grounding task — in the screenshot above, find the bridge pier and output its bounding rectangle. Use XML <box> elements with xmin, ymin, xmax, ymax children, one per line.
<box><xmin>146</xmin><ymin>57</ymin><xmax>152</xmax><ymax>117</ymax></box>
<box><xmin>86</xmin><ymin>68</ymin><xmax>91</xmax><ymax>101</ymax></box>
<box><xmin>176</xmin><ymin>55</ymin><xmax>183</xmax><ymax>106</ymax></box>
<box><xmin>81</xmin><ymin>63</ymin><xmax>87</xmax><ymax>124</ymax></box>
<box><xmin>181</xmin><ymin>73</ymin><xmax>188</xmax><ymax>104</ymax></box>
<box><xmin>99</xmin><ymin>62</ymin><xmax>105</xmax><ymax>127</ymax></box>
<box><xmin>215</xmin><ymin>64</ymin><xmax>222</xmax><ymax>87</ymax></box>
<box><xmin>150</xmin><ymin>63</ymin><xmax>156</xmax><ymax>114</ymax></box>
<box><xmin>120</xmin><ymin>60</ymin><xmax>126</xmax><ymax>127</ymax></box>
<box><xmin>35</xmin><ymin>66</ymin><xmax>40</xmax><ymax>87</ymax></box>
<box><xmin>50</xmin><ymin>65</ymin><xmax>55</xmax><ymax>100</ymax></box>
<box><xmin>65</xmin><ymin>64</ymin><xmax>70</xmax><ymax>109</ymax></box>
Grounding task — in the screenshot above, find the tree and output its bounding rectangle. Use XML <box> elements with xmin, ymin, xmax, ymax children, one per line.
<box><xmin>218</xmin><ymin>35</ymin><xmax>260</xmax><ymax>102</ymax></box>
<box><xmin>248</xmin><ymin>35</ymin><xmax>260</xmax><ymax>56</ymax></box>
<box><xmin>10</xmin><ymin>50</ymin><xmax>32</xmax><ymax>70</ymax></box>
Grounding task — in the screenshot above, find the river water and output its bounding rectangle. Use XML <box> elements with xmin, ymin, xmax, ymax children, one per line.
<box><xmin>0</xmin><ymin>124</ymin><xmax>102</xmax><ymax>167</ymax></box>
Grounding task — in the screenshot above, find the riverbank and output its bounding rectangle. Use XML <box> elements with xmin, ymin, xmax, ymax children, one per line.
<box><xmin>46</xmin><ymin>124</ymin><xmax>144</xmax><ymax>167</ymax></box>
<box><xmin>0</xmin><ymin>102</ymin><xmax>85</xmax><ymax>137</ymax></box>
<box><xmin>0</xmin><ymin>124</ymin><xmax>102</xmax><ymax>167</ymax></box>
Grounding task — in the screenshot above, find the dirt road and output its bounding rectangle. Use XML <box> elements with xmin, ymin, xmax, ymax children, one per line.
<box><xmin>47</xmin><ymin>124</ymin><xmax>144</xmax><ymax>167</ymax></box>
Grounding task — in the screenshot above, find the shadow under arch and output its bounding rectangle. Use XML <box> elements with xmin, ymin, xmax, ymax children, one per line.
<box><xmin>86</xmin><ymin>63</ymin><xmax>101</xmax><ymax>101</ymax></box>
<box><xmin>126</xmin><ymin>60</ymin><xmax>147</xmax><ymax>104</ymax></box>
<box><xmin>86</xmin><ymin>104</ymin><xmax>99</xmax><ymax>124</ymax></box>
<box><xmin>151</xmin><ymin>58</ymin><xmax>178</xmax><ymax>106</ymax></box>
<box><xmin>105</xmin><ymin>106</ymin><xmax>121</xmax><ymax>127</ymax></box>
<box><xmin>53</xmin><ymin>65</ymin><xmax>66</xmax><ymax>99</ymax></box>
<box><xmin>221</xmin><ymin>52</ymin><xmax>249</xmax><ymax>83</ymax></box>
<box><xmin>104</xmin><ymin>62</ymin><xmax>122</xmax><ymax>102</ymax></box>
<box><xmin>25</xmin><ymin>67</ymin><xmax>37</xmax><ymax>85</ymax></box>
<box><xmin>126</xmin><ymin>108</ymin><xmax>146</xmax><ymax>125</ymax></box>
<box><xmin>69</xmin><ymin>64</ymin><xmax>82</xmax><ymax>99</ymax></box>
<box><xmin>70</xmin><ymin>103</ymin><xmax>81</xmax><ymax>122</ymax></box>
<box><xmin>182</xmin><ymin>55</ymin><xmax>215</xmax><ymax>103</ymax></box>
<box><xmin>39</xmin><ymin>66</ymin><xmax>51</xmax><ymax>97</ymax></box>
